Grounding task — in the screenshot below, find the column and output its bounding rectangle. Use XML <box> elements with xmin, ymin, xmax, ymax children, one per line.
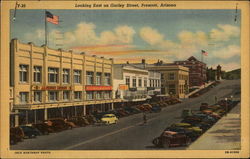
<box><xmin>44</xmin><ymin>108</ymin><xmax>48</xmax><ymax>120</ymax></box>
<box><xmin>111</xmin><ymin>103</ymin><xmax>114</xmax><ymax>110</ymax></box>
<box><xmin>14</xmin><ymin>110</ymin><xmax>19</xmax><ymax>127</ymax></box>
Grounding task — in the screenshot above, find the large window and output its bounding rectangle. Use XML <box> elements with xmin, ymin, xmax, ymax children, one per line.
<box><xmin>125</xmin><ymin>76</ymin><xmax>130</xmax><ymax>87</ymax></box>
<box><xmin>96</xmin><ymin>91</ymin><xmax>102</xmax><ymax>99</ymax></box>
<box><xmin>168</xmin><ymin>84</ymin><xmax>176</xmax><ymax>95</ymax></box>
<box><xmin>86</xmin><ymin>91</ymin><xmax>94</xmax><ymax>100</ymax></box>
<box><xmin>86</xmin><ymin>71</ymin><xmax>94</xmax><ymax>85</ymax></box>
<box><xmin>34</xmin><ymin>91</ymin><xmax>42</xmax><ymax>103</ymax></box>
<box><xmin>48</xmin><ymin>91</ymin><xmax>58</xmax><ymax>101</ymax></box>
<box><xmin>104</xmin><ymin>91</ymin><xmax>111</xmax><ymax>99</ymax></box>
<box><xmin>19</xmin><ymin>65</ymin><xmax>28</xmax><ymax>82</ymax></box>
<box><xmin>74</xmin><ymin>70</ymin><xmax>81</xmax><ymax>84</ymax></box>
<box><xmin>132</xmin><ymin>77</ymin><xmax>136</xmax><ymax>87</ymax></box>
<box><xmin>104</xmin><ymin>73</ymin><xmax>111</xmax><ymax>85</ymax></box>
<box><xmin>48</xmin><ymin>67</ymin><xmax>59</xmax><ymax>83</ymax></box>
<box><xmin>144</xmin><ymin>78</ymin><xmax>147</xmax><ymax>87</ymax></box>
<box><xmin>19</xmin><ymin>92</ymin><xmax>28</xmax><ymax>104</ymax></box>
<box><xmin>74</xmin><ymin>91</ymin><xmax>82</xmax><ymax>101</ymax></box>
<box><xmin>63</xmin><ymin>69</ymin><xmax>70</xmax><ymax>84</ymax></box>
<box><xmin>138</xmin><ymin>78</ymin><xmax>142</xmax><ymax>87</ymax></box>
<box><xmin>63</xmin><ymin>91</ymin><xmax>70</xmax><ymax>101</ymax></box>
<box><xmin>168</xmin><ymin>73</ymin><xmax>175</xmax><ymax>80</ymax></box>
<box><xmin>96</xmin><ymin>72</ymin><xmax>102</xmax><ymax>85</ymax></box>
<box><xmin>33</xmin><ymin>66</ymin><xmax>41</xmax><ymax>83</ymax></box>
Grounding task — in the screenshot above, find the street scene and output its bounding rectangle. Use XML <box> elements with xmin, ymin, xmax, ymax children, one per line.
<box><xmin>9</xmin><ymin>9</ymin><xmax>241</xmax><ymax>150</ymax></box>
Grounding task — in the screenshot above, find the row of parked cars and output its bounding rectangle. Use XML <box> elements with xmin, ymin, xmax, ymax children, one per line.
<box><xmin>152</xmin><ymin>98</ymin><xmax>240</xmax><ymax>148</ymax></box>
<box><xmin>10</xmin><ymin>96</ymin><xmax>182</xmax><ymax>145</ymax></box>
<box><xmin>189</xmin><ymin>81</ymin><xmax>221</xmax><ymax>98</ymax></box>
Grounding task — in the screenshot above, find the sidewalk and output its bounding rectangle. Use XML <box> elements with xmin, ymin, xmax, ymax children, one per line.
<box><xmin>186</xmin><ymin>81</ymin><xmax>215</xmax><ymax>98</ymax></box>
<box><xmin>187</xmin><ymin>103</ymin><xmax>241</xmax><ymax>150</ymax></box>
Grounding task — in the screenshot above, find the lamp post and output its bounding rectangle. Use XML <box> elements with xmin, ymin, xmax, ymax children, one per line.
<box><xmin>225</xmin><ymin>98</ymin><xmax>228</xmax><ymax>116</ymax></box>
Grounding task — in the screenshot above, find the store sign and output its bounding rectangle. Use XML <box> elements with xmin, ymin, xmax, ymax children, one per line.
<box><xmin>32</xmin><ymin>85</ymin><xmax>71</xmax><ymax>90</ymax></box>
<box><xmin>129</xmin><ymin>88</ymin><xmax>137</xmax><ymax>91</ymax></box>
<box><xmin>85</xmin><ymin>85</ymin><xmax>112</xmax><ymax>91</ymax></box>
<box><xmin>119</xmin><ymin>84</ymin><xmax>128</xmax><ymax>90</ymax></box>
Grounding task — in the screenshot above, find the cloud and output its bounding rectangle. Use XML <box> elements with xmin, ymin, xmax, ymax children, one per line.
<box><xmin>210</xmin><ymin>24</ymin><xmax>240</xmax><ymax>42</ymax></box>
<box><xmin>64</xmin><ymin>22</ymin><xmax>135</xmax><ymax>48</ymax></box>
<box><xmin>139</xmin><ymin>27</ymin><xmax>164</xmax><ymax>45</ymax></box>
<box><xmin>24</xmin><ymin>29</ymin><xmax>45</xmax><ymax>43</ymax></box>
<box><xmin>211</xmin><ymin>45</ymin><xmax>240</xmax><ymax>59</ymax></box>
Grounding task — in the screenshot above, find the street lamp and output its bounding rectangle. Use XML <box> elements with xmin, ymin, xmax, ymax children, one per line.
<box><xmin>225</xmin><ymin>98</ymin><xmax>228</xmax><ymax>116</ymax></box>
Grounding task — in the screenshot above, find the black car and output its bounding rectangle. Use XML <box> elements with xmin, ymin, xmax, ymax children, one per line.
<box><xmin>19</xmin><ymin>125</ymin><xmax>41</xmax><ymax>138</ymax></box>
<box><xmin>164</xmin><ymin>127</ymin><xmax>198</xmax><ymax>141</ymax></box>
<box><xmin>150</xmin><ymin>106</ymin><xmax>162</xmax><ymax>113</ymax></box>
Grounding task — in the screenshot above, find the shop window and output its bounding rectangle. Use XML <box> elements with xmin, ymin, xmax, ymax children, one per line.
<box><xmin>86</xmin><ymin>71</ymin><xmax>94</xmax><ymax>85</ymax></box>
<box><xmin>33</xmin><ymin>66</ymin><xmax>41</xmax><ymax>83</ymax></box>
<box><xmin>96</xmin><ymin>72</ymin><xmax>102</xmax><ymax>85</ymax></box>
<box><xmin>48</xmin><ymin>67</ymin><xmax>59</xmax><ymax>83</ymax></box>
<box><xmin>74</xmin><ymin>70</ymin><xmax>81</xmax><ymax>84</ymax></box>
<box><xmin>19</xmin><ymin>65</ymin><xmax>28</xmax><ymax>82</ymax></box>
<box><xmin>34</xmin><ymin>91</ymin><xmax>42</xmax><ymax>103</ymax></box>
<box><xmin>63</xmin><ymin>69</ymin><xmax>70</xmax><ymax>84</ymax></box>
<box><xmin>48</xmin><ymin>91</ymin><xmax>58</xmax><ymax>101</ymax></box>
<box><xmin>19</xmin><ymin>92</ymin><xmax>28</xmax><ymax>104</ymax></box>
<box><xmin>168</xmin><ymin>84</ymin><xmax>176</xmax><ymax>95</ymax></box>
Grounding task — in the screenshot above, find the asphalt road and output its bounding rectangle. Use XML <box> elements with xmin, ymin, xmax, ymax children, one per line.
<box><xmin>11</xmin><ymin>80</ymin><xmax>240</xmax><ymax>150</ymax></box>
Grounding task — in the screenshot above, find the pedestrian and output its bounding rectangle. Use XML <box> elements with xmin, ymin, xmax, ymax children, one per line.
<box><xmin>143</xmin><ymin>112</ymin><xmax>147</xmax><ymax>124</ymax></box>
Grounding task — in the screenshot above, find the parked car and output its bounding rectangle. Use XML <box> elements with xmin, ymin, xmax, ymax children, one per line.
<box><xmin>19</xmin><ymin>125</ymin><xmax>41</xmax><ymax>138</ymax></box>
<box><xmin>68</xmin><ymin>116</ymin><xmax>89</xmax><ymax>127</ymax></box>
<box><xmin>45</xmin><ymin>118</ymin><xmax>72</xmax><ymax>132</ymax></box>
<box><xmin>200</xmin><ymin>103</ymin><xmax>209</xmax><ymax>111</ymax></box>
<box><xmin>10</xmin><ymin>127</ymin><xmax>24</xmax><ymax>144</ymax></box>
<box><xmin>181</xmin><ymin>109</ymin><xmax>193</xmax><ymax>118</ymax></box>
<box><xmin>152</xmin><ymin>131</ymin><xmax>191</xmax><ymax>148</ymax></box>
<box><xmin>101</xmin><ymin>114</ymin><xmax>118</xmax><ymax>125</ymax></box>
<box><xmin>85</xmin><ymin>115</ymin><xmax>97</xmax><ymax>124</ymax></box>
<box><xmin>150</xmin><ymin>105</ymin><xmax>162</xmax><ymax>113</ymax></box>
<box><xmin>170</xmin><ymin>123</ymin><xmax>203</xmax><ymax>135</ymax></box>
<box><xmin>32</xmin><ymin>123</ymin><xmax>54</xmax><ymax>135</ymax></box>
<box><xmin>164</xmin><ymin>127</ymin><xmax>198</xmax><ymax>141</ymax></box>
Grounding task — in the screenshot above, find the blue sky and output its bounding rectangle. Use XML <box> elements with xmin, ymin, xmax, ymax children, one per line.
<box><xmin>10</xmin><ymin>9</ymin><xmax>241</xmax><ymax>71</ymax></box>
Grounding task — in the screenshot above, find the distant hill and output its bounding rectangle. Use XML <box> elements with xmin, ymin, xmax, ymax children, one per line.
<box><xmin>223</xmin><ymin>68</ymin><xmax>241</xmax><ymax>80</ymax></box>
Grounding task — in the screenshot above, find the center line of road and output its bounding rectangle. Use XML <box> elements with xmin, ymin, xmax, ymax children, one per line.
<box><xmin>63</xmin><ymin>117</ymin><xmax>158</xmax><ymax>150</ymax></box>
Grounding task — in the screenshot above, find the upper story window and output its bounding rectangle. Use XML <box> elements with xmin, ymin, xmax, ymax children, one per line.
<box><xmin>96</xmin><ymin>72</ymin><xmax>102</xmax><ymax>85</ymax></box>
<box><xmin>138</xmin><ymin>78</ymin><xmax>142</xmax><ymax>87</ymax></box>
<box><xmin>34</xmin><ymin>91</ymin><xmax>42</xmax><ymax>103</ymax></box>
<box><xmin>132</xmin><ymin>77</ymin><xmax>136</xmax><ymax>87</ymax></box>
<box><xmin>125</xmin><ymin>76</ymin><xmax>130</xmax><ymax>87</ymax></box>
<box><xmin>168</xmin><ymin>73</ymin><xmax>175</xmax><ymax>80</ymax></box>
<box><xmin>19</xmin><ymin>65</ymin><xmax>28</xmax><ymax>82</ymax></box>
<box><xmin>96</xmin><ymin>91</ymin><xmax>102</xmax><ymax>99</ymax></box>
<box><xmin>144</xmin><ymin>78</ymin><xmax>147</xmax><ymax>87</ymax></box>
<box><xmin>74</xmin><ymin>70</ymin><xmax>81</xmax><ymax>84</ymax></box>
<box><xmin>86</xmin><ymin>71</ymin><xmax>94</xmax><ymax>85</ymax></box>
<box><xmin>86</xmin><ymin>91</ymin><xmax>94</xmax><ymax>100</ymax></box>
<box><xmin>63</xmin><ymin>69</ymin><xmax>70</xmax><ymax>84</ymax></box>
<box><xmin>104</xmin><ymin>91</ymin><xmax>111</xmax><ymax>99</ymax></box>
<box><xmin>104</xmin><ymin>73</ymin><xmax>111</xmax><ymax>86</ymax></box>
<box><xmin>48</xmin><ymin>91</ymin><xmax>58</xmax><ymax>101</ymax></box>
<box><xmin>19</xmin><ymin>92</ymin><xmax>28</xmax><ymax>104</ymax></box>
<box><xmin>74</xmin><ymin>91</ymin><xmax>82</xmax><ymax>101</ymax></box>
<box><xmin>33</xmin><ymin>66</ymin><xmax>41</xmax><ymax>83</ymax></box>
<box><xmin>63</xmin><ymin>91</ymin><xmax>70</xmax><ymax>101</ymax></box>
<box><xmin>48</xmin><ymin>67</ymin><xmax>59</xmax><ymax>83</ymax></box>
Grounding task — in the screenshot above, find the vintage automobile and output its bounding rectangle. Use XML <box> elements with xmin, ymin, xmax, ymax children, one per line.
<box><xmin>85</xmin><ymin>115</ymin><xmax>97</xmax><ymax>124</ymax></box>
<box><xmin>32</xmin><ymin>123</ymin><xmax>54</xmax><ymax>135</ymax></box>
<box><xmin>152</xmin><ymin>131</ymin><xmax>191</xmax><ymax>148</ymax></box>
<box><xmin>200</xmin><ymin>103</ymin><xmax>209</xmax><ymax>111</ymax></box>
<box><xmin>45</xmin><ymin>118</ymin><xmax>73</xmax><ymax>132</ymax></box>
<box><xmin>150</xmin><ymin>105</ymin><xmax>162</xmax><ymax>113</ymax></box>
<box><xmin>164</xmin><ymin>127</ymin><xmax>198</xmax><ymax>141</ymax></box>
<box><xmin>68</xmin><ymin>116</ymin><xmax>90</xmax><ymax>127</ymax></box>
<box><xmin>170</xmin><ymin>123</ymin><xmax>203</xmax><ymax>135</ymax></box>
<box><xmin>10</xmin><ymin>127</ymin><xmax>24</xmax><ymax>144</ymax></box>
<box><xmin>101</xmin><ymin>114</ymin><xmax>118</xmax><ymax>125</ymax></box>
<box><xmin>19</xmin><ymin>125</ymin><xmax>41</xmax><ymax>138</ymax></box>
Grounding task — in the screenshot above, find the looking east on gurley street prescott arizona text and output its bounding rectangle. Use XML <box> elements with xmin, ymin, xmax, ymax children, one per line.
<box><xmin>75</xmin><ymin>3</ymin><xmax>176</xmax><ymax>8</ymax></box>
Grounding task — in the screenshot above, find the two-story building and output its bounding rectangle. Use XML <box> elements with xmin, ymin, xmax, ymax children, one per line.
<box><xmin>10</xmin><ymin>39</ymin><xmax>120</xmax><ymax>126</ymax></box>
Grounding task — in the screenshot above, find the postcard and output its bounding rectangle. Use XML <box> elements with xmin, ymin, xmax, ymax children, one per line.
<box><xmin>0</xmin><ymin>0</ymin><xmax>249</xmax><ymax>158</ymax></box>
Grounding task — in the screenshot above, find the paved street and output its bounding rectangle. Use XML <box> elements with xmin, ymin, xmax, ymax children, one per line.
<box><xmin>11</xmin><ymin>80</ymin><xmax>240</xmax><ymax>150</ymax></box>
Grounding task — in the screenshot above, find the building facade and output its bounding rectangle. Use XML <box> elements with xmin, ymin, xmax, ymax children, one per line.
<box><xmin>174</xmin><ymin>56</ymin><xmax>207</xmax><ymax>87</ymax></box>
<box><xmin>147</xmin><ymin>65</ymin><xmax>189</xmax><ymax>98</ymax></box>
<box><xmin>10</xmin><ymin>39</ymin><xmax>120</xmax><ymax>126</ymax></box>
<box><xmin>113</xmin><ymin>64</ymin><xmax>149</xmax><ymax>102</ymax></box>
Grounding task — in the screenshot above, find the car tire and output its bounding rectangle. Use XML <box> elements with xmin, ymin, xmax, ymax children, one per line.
<box><xmin>152</xmin><ymin>137</ymin><xmax>160</xmax><ymax>147</ymax></box>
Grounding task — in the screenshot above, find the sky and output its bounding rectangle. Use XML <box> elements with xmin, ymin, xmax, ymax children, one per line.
<box><xmin>10</xmin><ymin>9</ymin><xmax>241</xmax><ymax>71</ymax></box>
